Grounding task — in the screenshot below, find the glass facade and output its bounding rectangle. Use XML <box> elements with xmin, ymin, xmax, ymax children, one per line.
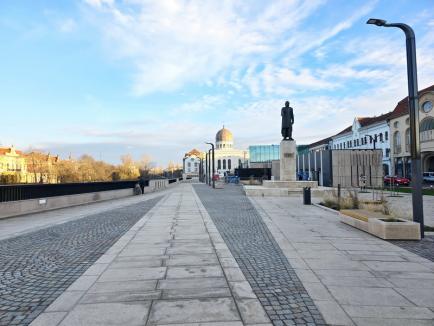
<box><xmin>249</xmin><ymin>145</ymin><xmax>280</xmax><ymax>163</ymax></box>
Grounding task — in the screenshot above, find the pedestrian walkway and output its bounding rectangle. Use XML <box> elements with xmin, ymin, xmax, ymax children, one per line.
<box><xmin>251</xmin><ymin>194</ymin><xmax>434</xmax><ymax>326</ymax></box>
<box><xmin>30</xmin><ymin>184</ymin><xmax>271</xmax><ymax>326</ymax></box>
<box><xmin>0</xmin><ymin>196</ymin><xmax>162</xmax><ymax>326</ymax></box>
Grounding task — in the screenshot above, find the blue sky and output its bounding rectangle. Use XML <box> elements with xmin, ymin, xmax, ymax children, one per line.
<box><xmin>0</xmin><ymin>0</ymin><xmax>433</xmax><ymax>166</ymax></box>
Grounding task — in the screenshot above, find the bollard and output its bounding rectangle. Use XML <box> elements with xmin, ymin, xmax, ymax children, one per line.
<box><xmin>303</xmin><ymin>187</ymin><xmax>311</xmax><ymax>205</ymax></box>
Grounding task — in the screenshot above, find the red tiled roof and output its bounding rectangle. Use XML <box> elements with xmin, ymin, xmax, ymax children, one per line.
<box><xmin>389</xmin><ymin>84</ymin><xmax>434</xmax><ymax>119</ymax></box>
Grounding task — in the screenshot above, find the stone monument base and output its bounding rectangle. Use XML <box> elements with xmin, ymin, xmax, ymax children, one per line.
<box><xmin>243</xmin><ymin>179</ymin><xmax>320</xmax><ymax>197</ymax></box>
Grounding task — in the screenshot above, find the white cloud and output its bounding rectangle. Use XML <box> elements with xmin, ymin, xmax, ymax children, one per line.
<box><xmin>58</xmin><ymin>18</ymin><xmax>77</xmax><ymax>33</ymax></box>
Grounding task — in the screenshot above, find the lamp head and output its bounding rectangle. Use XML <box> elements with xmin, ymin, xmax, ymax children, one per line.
<box><xmin>366</xmin><ymin>18</ymin><xmax>387</xmax><ymax>26</ymax></box>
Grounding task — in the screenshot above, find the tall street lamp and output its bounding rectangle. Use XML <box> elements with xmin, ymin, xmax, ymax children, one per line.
<box><xmin>207</xmin><ymin>149</ymin><xmax>212</xmax><ymax>186</ymax></box>
<box><xmin>205</xmin><ymin>152</ymin><xmax>209</xmax><ymax>185</ymax></box>
<box><xmin>366</xmin><ymin>134</ymin><xmax>378</xmax><ymax>150</ymax></box>
<box><xmin>367</xmin><ymin>18</ymin><xmax>424</xmax><ymax>237</ymax></box>
<box><xmin>206</xmin><ymin>142</ymin><xmax>215</xmax><ymax>189</ymax></box>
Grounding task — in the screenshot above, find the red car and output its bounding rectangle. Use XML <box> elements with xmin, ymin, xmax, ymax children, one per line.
<box><xmin>384</xmin><ymin>175</ymin><xmax>410</xmax><ymax>186</ymax></box>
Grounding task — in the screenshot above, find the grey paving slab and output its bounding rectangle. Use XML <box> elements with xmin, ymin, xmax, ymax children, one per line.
<box><xmin>326</xmin><ymin>286</ymin><xmax>413</xmax><ymax>306</ymax></box>
<box><xmin>352</xmin><ymin>317</ymin><xmax>434</xmax><ymax>326</ymax></box>
<box><xmin>166</xmin><ymin>265</ymin><xmax>223</xmax><ymax>279</ymax></box>
<box><xmin>314</xmin><ymin>300</ymin><xmax>354</xmax><ymax>326</ymax></box>
<box><xmin>165</xmin><ymin>255</ymin><xmax>219</xmax><ymax>266</ymax></box>
<box><xmin>161</xmin><ymin>287</ymin><xmax>231</xmax><ymax>299</ymax></box>
<box><xmin>80</xmin><ymin>290</ymin><xmax>161</xmax><ymax>303</ymax></box>
<box><xmin>235</xmin><ymin>299</ymin><xmax>270</xmax><ymax>324</ymax></box>
<box><xmin>157</xmin><ymin>277</ymin><xmax>228</xmax><ymax>290</ymax></box>
<box><xmin>46</xmin><ymin>291</ymin><xmax>84</xmax><ymax>312</ymax></box>
<box><xmin>98</xmin><ymin>266</ymin><xmax>167</xmax><ymax>282</ymax></box>
<box><xmin>342</xmin><ymin>305</ymin><xmax>434</xmax><ymax>319</ymax></box>
<box><xmin>29</xmin><ymin>312</ymin><xmax>67</xmax><ymax>326</ymax></box>
<box><xmin>59</xmin><ymin>301</ymin><xmax>151</xmax><ymax>326</ymax></box>
<box><xmin>88</xmin><ymin>280</ymin><xmax>157</xmax><ymax>293</ymax></box>
<box><xmin>148</xmin><ymin>298</ymin><xmax>240</xmax><ymax>324</ymax></box>
<box><xmin>394</xmin><ymin>287</ymin><xmax>434</xmax><ymax>307</ymax></box>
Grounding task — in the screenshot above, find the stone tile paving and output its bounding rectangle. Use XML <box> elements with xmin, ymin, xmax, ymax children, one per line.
<box><xmin>250</xmin><ymin>195</ymin><xmax>434</xmax><ymax>326</ymax></box>
<box><xmin>0</xmin><ymin>196</ymin><xmax>162</xmax><ymax>326</ymax></box>
<box><xmin>391</xmin><ymin>235</ymin><xmax>434</xmax><ymax>263</ymax></box>
<box><xmin>194</xmin><ymin>184</ymin><xmax>326</xmax><ymax>326</ymax></box>
<box><xmin>31</xmin><ymin>184</ymin><xmax>271</xmax><ymax>326</ymax></box>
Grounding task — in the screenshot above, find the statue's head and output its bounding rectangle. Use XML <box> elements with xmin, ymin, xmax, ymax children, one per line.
<box><xmin>285</xmin><ymin>101</ymin><xmax>290</xmax><ymax>107</ymax></box>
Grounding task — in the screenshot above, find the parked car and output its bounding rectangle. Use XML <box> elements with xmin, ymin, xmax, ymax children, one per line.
<box><xmin>423</xmin><ymin>172</ymin><xmax>434</xmax><ymax>183</ymax></box>
<box><xmin>384</xmin><ymin>175</ymin><xmax>410</xmax><ymax>186</ymax></box>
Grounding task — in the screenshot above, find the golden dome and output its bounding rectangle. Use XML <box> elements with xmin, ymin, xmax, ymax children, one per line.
<box><xmin>216</xmin><ymin>126</ymin><xmax>233</xmax><ymax>142</ymax></box>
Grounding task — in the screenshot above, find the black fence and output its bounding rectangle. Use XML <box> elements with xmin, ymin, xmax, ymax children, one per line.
<box><xmin>168</xmin><ymin>178</ymin><xmax>178</xmax><ymax>184</ymax></box>
<box><xmin>0</xmin><ymin>180</ymin><xmax>142</xmax><ymax>203</ymax></box>
<box><xmin>235</xmin><ymin>168</ymin><xmax>272</xmax><ymax>180</ymax></box>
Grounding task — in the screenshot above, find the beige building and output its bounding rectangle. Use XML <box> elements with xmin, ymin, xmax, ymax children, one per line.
<box><xmin>0</xmin><ymin>146</ymin><xmax>28</xmax><ymax>183</ymax></box>
<box><xmin>390</xmin><ymin>85</ymin><xmax>434</xmax><ymax>177</ymax></box>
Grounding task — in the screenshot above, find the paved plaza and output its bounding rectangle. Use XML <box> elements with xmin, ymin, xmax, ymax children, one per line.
<box><xmin>0</xmin><ymin>182</ymin><xmax>433</xmax><ymax>325</ymax></box>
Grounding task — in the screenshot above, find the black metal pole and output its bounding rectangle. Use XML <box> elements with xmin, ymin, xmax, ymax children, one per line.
<box><xmin>208</xmin><ymin>149</ymin><xmax>212</xmax><ymax>186</ymax></box>
<box><xmin>205</xmin><ymin>153</ymin><xmax>208</xmax><ymax>185</ymax></box>
<box><xmin>206</xmin><ymin>142</ymin><xmax>215</xmax><ymax>189</ymax></box>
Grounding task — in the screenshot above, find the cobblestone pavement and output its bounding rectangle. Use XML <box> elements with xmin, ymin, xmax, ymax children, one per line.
<box><xmin>194</xmin><ymin>184</ymin><xmax>326</xmax><ymax>326</ymax></box>
<box><xmin>0</xmin><ymin>196</ymin><xmax>162</xmax><ymax>326</ymax></box>
<box><xmin>391</xmin><ymin>235</ymin><xmax>434</xmax><ymax>263</ymax></box>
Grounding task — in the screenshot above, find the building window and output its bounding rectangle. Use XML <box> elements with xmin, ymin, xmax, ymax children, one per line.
<box><xmin>385</xmin><ymin>131</ymin><xmax>388</xmax><ymax>141</ymax></box>
<box><xmin>420</xmin><ymin>117</ymin><xmax>434</xmax><ymax>132</ymax></box>
<box><xmin>405</xmin><ymin>128</ymin><xmax>410</xmax><ymax>152</ymax></box>
<box><xmin>187</xmin><ymin>162</ymin><xmax>191</xmax><ymax>167</ymax></box>
<box><xmin>228</xmin><ymin>159</ymin><xmax>231</xmax><ymax>170</ymax></box>
<box><xmin>356</xmin><ymin>139</ymin><xmax>359</xmax><ymax>146</ymax></box>
<box><xmin>394</xmin><ymin>131</ymin><xmax>401</xmax><ymax>154</ymax></box>
<box><xmin>223</xmin><ymin>159</ymin><xmax>226</xmax><ymax>169</ymax></box>
<box><xmin>379</xmin><ymin>133</ymin><xmax>383</xmax><ymax>142</ymax></box>
<box><xmin>218</xmin><ymin>160</ymin><xmax>221</xmax><ymax>170</ymax></box>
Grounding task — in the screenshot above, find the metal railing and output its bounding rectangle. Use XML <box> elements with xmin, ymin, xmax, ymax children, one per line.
<box><xmin>0</xmin><ymin>180</ymin><xmax>143</xmax><ymax>203</ymax></box>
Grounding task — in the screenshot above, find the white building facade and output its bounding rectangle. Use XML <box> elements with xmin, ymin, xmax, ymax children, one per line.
<box><xmin>183</xmin><ymin>149</ymin><xmax>201</xmax><ymax>177</ymax></box>
<box><xmin>331</xmin><ymin>115</ymin><xmax>391</xmax><ymax>175</ymax></box>
<box><xmin>213</xmin><ymin>126</ymin><xmax>249</xmax><ymax>175</ymax></box>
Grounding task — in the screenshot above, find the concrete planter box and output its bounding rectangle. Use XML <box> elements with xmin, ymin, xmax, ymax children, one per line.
<box><xmin>340</xmin><ymin>209</ymin><xmax>420</xmax><ymax>240</ymax></box>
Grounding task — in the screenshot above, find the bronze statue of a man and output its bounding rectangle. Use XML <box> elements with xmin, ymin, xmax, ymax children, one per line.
<box><xmin>281</xmin><ymin>101</ymin><xmax>294</xmax><ymax>140</ymax></box>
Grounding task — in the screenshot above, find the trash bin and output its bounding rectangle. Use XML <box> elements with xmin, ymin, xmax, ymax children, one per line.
<box><xmin>303</xmin><ymin>187</ymin><xmax>311</xmax><ymax>205</ymax></box>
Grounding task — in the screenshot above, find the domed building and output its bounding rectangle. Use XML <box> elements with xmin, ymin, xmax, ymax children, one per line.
<box><xmin>213</xmin><ymin>126</ymin><xmax>249</xmax><ymax>174</ymax></box>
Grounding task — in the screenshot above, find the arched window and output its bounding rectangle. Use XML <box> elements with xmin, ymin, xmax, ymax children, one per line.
<box><xmin>420</xmin><ymin>117</ymin><xmax>434</xmax><ymax>142</ymax></box>
<box><xmin>223</xmin><ymin>159</ymin><xmax>226</xmax><ymax>169</ymax></box>
<box><xmin>405</xmin><ymin>128</ymin><xmax>410</xmax><ymax>152</ymax></box>
<box><xmin>394</xmin><ymin>131</ymin><xmax>401</xmax><ymax>154</ymax></box>
<box><xmin>218</xmin><ymin>160</ymin><xmax>221</xmax><ymax>170</ymax></box>
<box><xmin>228</xmin><ymin>159</ymin><xmax>231</xmax><ymax>170</ymax></box>
<box><xmin>420</xmin><ymin>117</ymin><xmax>434</xmax><ymax>132</ymax></box>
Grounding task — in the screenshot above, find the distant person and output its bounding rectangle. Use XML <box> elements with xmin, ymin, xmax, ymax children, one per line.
<box><xmin>138</xmin><ymin>177</ymin><xmax>146</xmax><ymax>194</ymax></box>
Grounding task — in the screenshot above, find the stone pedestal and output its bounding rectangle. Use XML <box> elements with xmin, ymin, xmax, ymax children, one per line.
<box><xmin>280</xmin><ymin>140</ymin><xmax>296</xmax><ymax>181</ymax></box>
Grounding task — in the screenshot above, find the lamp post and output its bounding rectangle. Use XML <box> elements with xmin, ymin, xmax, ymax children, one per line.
<box><xmin>205</xmin><ymin>152</ymin><xmax>209</xmax><ymax>185</ymax></box>
<box><xmin>206</xmin><ymin>142</ymin><xmax>215</xmax><ymax>188</ymax></box>
<box><xmin>207</xmin><ymin>149</ymin><xmax>212</xmax><ymax>186</ymax></box>
<box><xmin>366</xmin><ymin>134</ymin><xmax>378</xmax><ymax>150</ymax></box>
<box><xmin>367</xmin><ymin>18</ymin><xmax>424</xmax><ymax>237</ymax></box>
